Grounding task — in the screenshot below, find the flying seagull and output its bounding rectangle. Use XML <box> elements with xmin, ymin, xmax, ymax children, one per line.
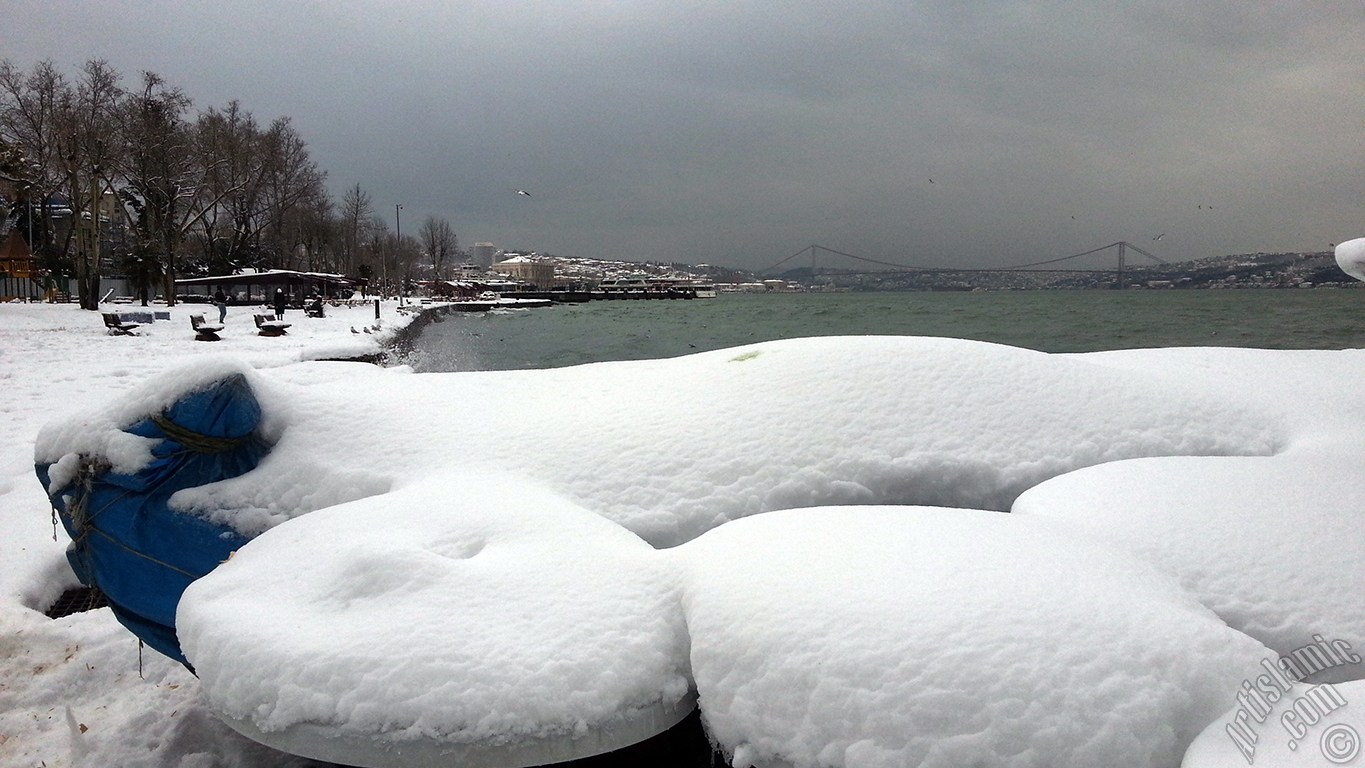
<box><xmin>515</xmin><ymin>189</ymin><xmax>532</xmax><ymax>197</ymax></box>
<box><xmin>1153</xmin><ymin>233</ymin><xmax>1165</xmax><ymax>241</ymax></box>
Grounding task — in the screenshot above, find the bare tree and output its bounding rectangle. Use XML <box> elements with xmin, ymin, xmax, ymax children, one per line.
<box><xmin>3</xmin><ymin>60</ymin><xmax>351</xmax><ymax>305</ymax></box>
<box><xmin>190</xmin><ymin>104</ymin><xmax>325</xmax><ymax>276</ymax></box>
<box><xmin>396</xmin><ymin>232</ymin><xmax>422</xmax><ymax>292</ymax></box>
<box><xmin>256</xmin><ymin>116</ymin><xmax>327</xmax><ymax>266</ymax></box>
<box><xmin>339</xmin><ymin>183</ymin><xmax>372</xmax><ymax>276</ymax></box>
<box><xmin>0</xmin><ymin>135</ymin><xmax>33</xmax><ymax>186</ymax></box>
<box><xmin>112</xmin><ymin>75</ymin><xmax>279</xmax><ymax>305</ymax></box>
<box><xmin>0</xmin><ymin>60</ymin><xmax>69</xmax><ymax>290</ymax></box>
<box><xmin>363</xmin><ymin>219</ymin><xmax>421</xmax><ymax>295</ymax></box>
<box><xmin>287</xmin><ymin>190</ymin><xmax>335</xmax><ymax>273</ymax></box>
<box><xmin>54</xmin><ymin>60</ymin><xmax>123</xmax><ymax>309</ymax></box>
<box><xmin>418</xmin><ymin>215</ymin><xmax>457</xmax><ymax>281</ymax></box>
<box><xmin>112</xmin><ymin>71</ymin><xmax>191</xmax><ymax>304</ymax></box>
<box><xmin>366</xmin><ymin>215</ymin><xmax>391</xmax><ymax>295</ymax></box>
<box><xmin>192</xmin><ymin>101</ymin><xmax>265</xmax><ymax>273</ymax></box>
<box><xmin>1</xmin><ymin>59</ymin><xmax>124</xmax><ymax>307</ymax></box>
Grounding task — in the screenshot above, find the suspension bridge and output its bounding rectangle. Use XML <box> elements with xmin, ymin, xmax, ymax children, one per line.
<box><xmin>763</xmin><ymin>242</ymin><xmax>1169</xmax><ymax>289</ymax></box>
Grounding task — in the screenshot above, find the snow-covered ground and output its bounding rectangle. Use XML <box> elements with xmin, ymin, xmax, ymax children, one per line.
<box><xmin>0</xmin><ymin>299</ymin><xmax>406</xmax><ymax>768</ymax></box>
<box><xmin>2</xmin><ymin>292</ymin><xmax>1363</xmax><ymax>768</ymax></box>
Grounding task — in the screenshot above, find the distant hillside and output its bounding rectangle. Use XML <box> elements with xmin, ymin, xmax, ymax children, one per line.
<box><xmin>773</xmin><ymin>251</ymin><xmax>1358</xmax><ymax>291</ymax></box>
<box><xmin>521</xmin><ymin>250</ymin><xmax>1357</xmax><ymax>291</ymax></box>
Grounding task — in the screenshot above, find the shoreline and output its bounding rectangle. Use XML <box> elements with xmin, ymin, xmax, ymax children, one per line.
<box><xmin>380</xmin><ymin>297</ymin><xmax>561</xmax><ymax>364</ymax></box>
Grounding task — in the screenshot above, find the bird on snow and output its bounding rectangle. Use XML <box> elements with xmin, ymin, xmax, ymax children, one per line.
<box><xmin>515</xmin><ymin>189</ymin><xmax>531</xmax><ymax>197</ymax></box>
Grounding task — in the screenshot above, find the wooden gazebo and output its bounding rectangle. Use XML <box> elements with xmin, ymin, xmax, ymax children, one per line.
<box><xmin>0</xmin><ymin>230</ymin><xmax>41</xmax><ymax>301</ymax></box>
<box><xmin>173</xmin><ymin>270</ymin><xmax>365</xmax><ymax>305</ymax></box>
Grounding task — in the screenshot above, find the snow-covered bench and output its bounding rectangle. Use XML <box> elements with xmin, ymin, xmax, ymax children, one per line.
<box><xmin>253</xmin><ymin>314</ymin><xmax>291</xmax><ymax>336</ymax></box>
<box><xmin>190</xmin><ymin>314</ymin><xmax>224</xmax><ymax>342</ymax></box>
<box><xmin>101</xmin><ymin>313</ymin><xmax>141</xmax><ymax>336</ymax></box>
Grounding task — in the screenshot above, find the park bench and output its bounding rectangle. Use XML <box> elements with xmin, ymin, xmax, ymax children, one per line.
<box><xmin>102</xmin><ymin>313</ymin><xmax>141</xmax><ymax>336</ymax></box>
<box><xmin>253</xmin><ymin>313</ymin><xmax>291</xmax><ymax>336</ymax></box>
<box><xmin>190</xmin><ymin>314</ymin><xmax>225</xmax><ymax>342</ymax></box>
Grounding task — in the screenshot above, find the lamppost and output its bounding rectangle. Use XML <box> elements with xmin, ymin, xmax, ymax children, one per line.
<box><xmin>24</xmin><ymin>185</ymin><xmax>33</xmax><ymax>253</ymax></box>
<box><xmin>394</xmin><ymin>203</ymin><xmax>402</xmax><ymax>299</ymax></box>
<box><xmin>25</xmin><ymin>186</ymin><xmax>34</xmax><ymax>302</ymax></box>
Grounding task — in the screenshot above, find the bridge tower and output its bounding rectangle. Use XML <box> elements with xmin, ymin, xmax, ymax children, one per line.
<box><xmin>1117</xmin><ymin>241</ymin><xmax>1126</xmax><ymax>289</ymax></box>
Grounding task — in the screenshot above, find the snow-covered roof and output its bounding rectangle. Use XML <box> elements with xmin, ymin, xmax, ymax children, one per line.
<box><xmin>174</xmin><ymin>269</ymin><xmax>362</xmax><ymax>287</ymax></box>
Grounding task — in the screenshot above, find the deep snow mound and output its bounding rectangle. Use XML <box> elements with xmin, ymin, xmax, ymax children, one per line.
<box><xmin>677</xmin><ymin>506</ymin><xmax>1270</xmax><ymax>768</ymax></box>
<box><xmin>40</xmin><ymin>336</ymin><xmax>1281</xmax><ymax>549</ymax></box>
<box><xmin>1335</xmin><ymin>236</ymin><xmax>1365</xmax><ymax>282</ymax></box>
<box><xmin>1014</xmin><ymin>448</ymin><xmax>1365</xmax><ymax>681</ymax></box>
<box><xmin>178</xmin><ymin>474</ymin><xmax>694</xmax><ymax>767</ymax></box>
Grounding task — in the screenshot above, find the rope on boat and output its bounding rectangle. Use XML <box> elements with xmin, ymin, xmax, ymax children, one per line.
<box><xmin>54</xmin><ymin>407</ymin><xmax>254</xmax><ymax>577</ymax></box>
<box><xmin>151</xmin><ymin>413</ymin><xmax>252</xmax><ymax>453</ymax></box>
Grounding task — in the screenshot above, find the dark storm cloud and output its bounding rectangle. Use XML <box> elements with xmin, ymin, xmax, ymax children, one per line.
<box><xmin>7</xmin><ymin>1</ymin><xmax>1363</xmax><ymax>270</ymax></box>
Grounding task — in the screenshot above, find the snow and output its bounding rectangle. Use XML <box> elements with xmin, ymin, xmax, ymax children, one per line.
<box><xmin>178</xmin><ymin>473</ymin><xmax>694</xmax><ymax>767</ymax></box>
<box><xmin>1335</xmin><ymin>237</ymin><xmax>1365</xmax><ymax>282</ymax></box>
<box><xmin>1014</xmin><ymin>347</ymin><xmax>1365</xmax><ymax>677</ymax></box>
<box><xmin>1182</xmin><ymin>679</ymin><xmax>1364</xmax><ymax>768</ymax></box>
<box><xmin>0</xmin><ymin>299</ymin><xmax>403</xmax><ymax>768</ymax></box>
<box><xmin>1012</xmin><ymin>449</ymin><xmax>1365</xmax><ymax>678</ymax></box>
<box><xmin>675</xmin><ymin>506</ymin><xmax>1269</xmax><ymax>768</ymax></box>
<box><xmin>3</xmin><ymin>291</ymin><xmax>1363</xmax><ymax>768</ymax></box>
<box><xmin>40</xmin><ymin>336</ymin><xmax>1280</xmax><ymax>546</ymax></box>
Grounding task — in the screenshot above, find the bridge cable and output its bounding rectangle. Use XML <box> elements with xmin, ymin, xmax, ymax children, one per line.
<box><xmin>765</xmin><ymin>241</ymin><xmax>1167</xmax><ymax>276</ymax></box>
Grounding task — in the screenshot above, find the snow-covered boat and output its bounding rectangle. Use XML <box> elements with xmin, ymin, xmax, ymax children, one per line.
<box><xmin>36</xmin><ymin>374</ymin><xmax>267</xmax><ymax>668</ymax></box>
<box><xmin>32</xmin><ymin>334</ymin><xmax>1365</xmax><ymax>768</ymax></box>
<box><xmin>34</xmin><ymin>369</ymin><xmax>697</xmax><ymax>766</ymax></box>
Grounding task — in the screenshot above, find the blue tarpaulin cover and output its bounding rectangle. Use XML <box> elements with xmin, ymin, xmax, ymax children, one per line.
<box><xmin>37</xmin><ymin>374</ymin><xmax>270</xmax><ymax>668</ymax></box>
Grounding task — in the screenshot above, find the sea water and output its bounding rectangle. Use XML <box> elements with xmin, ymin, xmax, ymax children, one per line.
<box><xmin>405</xmin><ymin>289</ymin><xmax>1365</xmax><ymax>373</ymax></box>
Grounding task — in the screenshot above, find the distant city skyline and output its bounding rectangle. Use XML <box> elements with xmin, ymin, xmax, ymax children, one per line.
<box><xmin>6</xmin><ymin>2</ymin><xmax>1363</xmax><ymax>271</ymax></box>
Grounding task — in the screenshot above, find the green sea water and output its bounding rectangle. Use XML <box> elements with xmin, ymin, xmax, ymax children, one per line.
<box><xmin>406</xmin><ymin>289</ymin><xmax>1365</xmax><ymax>372</ymax></box>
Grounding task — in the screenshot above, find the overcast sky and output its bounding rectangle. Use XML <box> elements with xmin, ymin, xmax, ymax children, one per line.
<box><xmin>7</xmin><ymin>1</ymin><xmax>1363</xmax><ymax>271</ymax></box>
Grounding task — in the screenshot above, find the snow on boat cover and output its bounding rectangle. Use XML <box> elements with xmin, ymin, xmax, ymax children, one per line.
<box><xmin>32</xmin><ymin>336</ymin><xmax>1365</xmax><ymax>767</ymax></box>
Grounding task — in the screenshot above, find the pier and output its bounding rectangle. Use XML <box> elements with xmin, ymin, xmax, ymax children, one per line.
<box><xmin>502</xmin><ymin>289</ymin><xmax>702</xmax><ymax>302</ymax></box>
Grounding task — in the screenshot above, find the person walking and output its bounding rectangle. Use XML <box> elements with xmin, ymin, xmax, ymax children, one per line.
<box><xmin>213</xmin><ymin>287</ymin><xmax>228</xmax><ymax>323</ymax></box>
<box><xmin>273</xmin><ymin>289</ymin><xmax>287</xmax><ymax>321</ymax></box>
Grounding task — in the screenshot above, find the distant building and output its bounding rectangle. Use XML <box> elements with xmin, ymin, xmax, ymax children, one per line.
<box><xmin>495</xmin><ymin>255</ymin><xmax>554</xmax><ymax>289</ymax></box>
<box><xmin>471</xmin><ymin>242</ymin><xmax>498</xmax><ymax>269</ymax></box>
